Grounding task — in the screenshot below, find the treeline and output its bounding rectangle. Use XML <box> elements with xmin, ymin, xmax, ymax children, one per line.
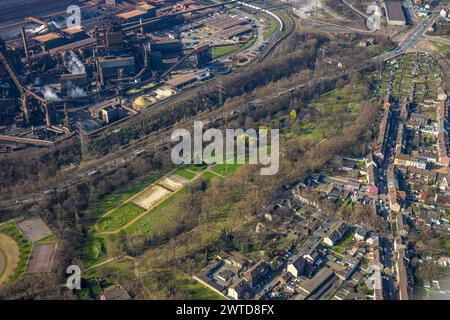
<box><xmin>87</xmin><ymin>34</ymin><xmax>325</xmax><ymax>157</ymax></box>
<box><xmin>0</xmin><ymin>140</ymin><xmax>81</xmax><ymax>200</ymax></box>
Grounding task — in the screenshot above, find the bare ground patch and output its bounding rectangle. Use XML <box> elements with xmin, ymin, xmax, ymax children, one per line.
<box><xmin>26</xmin><ymin>243</ymin><xmax>57</xmax><ymax>273</ymax></box>
<box><xmin>157</xmin><ymin>174</ymin><xmax>190</xmax><ymax>191</ymax></box>
<box><xmin>130</xmin><ymin>185</ymin><xmax>172</xmax><ymax>210</ymax></box>
<box><xmin>17</xmin><ymin>217</ymin><xmax>52</xmax><ymax>242</ymax></box>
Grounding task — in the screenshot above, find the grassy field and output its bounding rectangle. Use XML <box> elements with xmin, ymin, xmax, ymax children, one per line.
<box><xmin>174</xmin><ymin>167</ymin><xmax>196</xmax><ymax>180</ymax></box>
<box><xmin>260</xmin><ymin>14</ymin><xmax>278</xmax><ymax>40</ymax></box>
<box><xmin>212</xmin><ymin>45</ymin><xmax>238</xmax><ymax>59</ymax></box>
<box><xmin>202</xmin><ymin>171</ymin><xmax>223</xmax><ymax>186</ymax></box>
<box><xmin>313</xmin><ymin>84</ymin><xmax>364</xmax><ymax>115</ymax></box>
<box><xmin>126</xmin><ymin>188</ymin><xmax>188</xmax><ymax>237</ymax></box>
<box><xmin>210</xmin><ymin>162</ymin><xmax>239</xmax><ymax>176</ymax></box>
<box><xmin>84</xmin><ymin>162</ymin><xmax>241</xmax><ymax>267</ymax></box>
<box><xmin>164</xmin><ymin>270</ymin><xmax>225</xmax><ymax>300</ymax></box>
<box><xmin>188</xmin><ymin>163</ymin><xmax>208</xmax><ymax>172</ymax></box>
<box><xmin>36</xmin><ymin>234</ymin><xmax>57</xmax><ymax>245</ymax></box>
<box><xmin>0</xmin><ymin>223</ymin><xmax>32</xmax><ymax>281</ymax></box>
<box><xmin>430</xmin><ymin>41</ymin><xmax>450</xmax><ymax>59</ymax></box>
<box><xmin>297</xmin><ymin>123</ymin><xmax>324</xmax><ymax>143</ymax></box>
<box><xmin>91</xmin><ymin>171</ymin><xmax>169</xmax><ymax>219</ymax></box>
<box><xmin>97</xmin><ymin>203</ymin><xmax>145</xmax><ymax>233</ymax></box>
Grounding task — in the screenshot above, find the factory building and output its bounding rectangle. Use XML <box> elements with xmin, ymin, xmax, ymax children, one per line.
<box><xmin>166</xmin><ymin>72</ymin><xmax>197</xmax><ymax>89</ymax></box>
<box><xmin>33</xmin><ymin>27</ymin><xmax>90</xmax><ymax>52</ymax></box>
<box><xmin>34</xmin><ymin>33</ymin><xmax>67</xmax><ymax>51</ymax></box>
<box><xmin>384</xmin><ymin>2</ymin><xmax>407</xmax><ymax>26</ymax></box>
<box><xmin>116</xmin><ymin>5</ymin><xmax>156</xmax><ymax>23</ymax></box>
<box><xmin>148</xmin><ymin>39</ymin><xmax>182</xmax><ymax>56</ymax></box>
<box><xmin>101</xmin><ymin>105</ymin><xmax>122</xmax><ymax>124</ymax></box>
<box><xmin>195</xmin><ymin>44</ymin><xmax>212</xmax><ymax>66</ymax></box>
<box><xmin>106</xmin><ymin>31</ymin><xmax>125</xmax><ymax>52</ymax></box>
<box><xmin>97</xmin><ymin>56</ymin><xmax>136</xmax><ymax>85</ymax></box>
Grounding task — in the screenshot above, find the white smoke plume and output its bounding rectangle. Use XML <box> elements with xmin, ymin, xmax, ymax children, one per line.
<box><xmin>41</xmin><ymin>85</ymin><xmax>62</xmax><ymax>102</ymax></box>
<box><xmin>65</xmin><ymin>52</ymin><xmax>86</xmax><ymax>75</ymax></box>
<box><xmin>68</xmin><ymin>86</ymin><xmax>87</xmax><ymax>98</ymax></box>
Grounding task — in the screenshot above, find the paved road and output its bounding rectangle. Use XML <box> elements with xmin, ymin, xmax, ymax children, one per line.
<box><xmin>425</xmin><ymin>35</ymin><xmax>450</xmax><ymax>46</ymax></box>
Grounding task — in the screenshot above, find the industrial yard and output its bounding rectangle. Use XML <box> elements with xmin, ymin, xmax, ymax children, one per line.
<box><xmin>0</xmin><ymin>0</ymin><xmax>281</xmax><ymax>151</ymax></box>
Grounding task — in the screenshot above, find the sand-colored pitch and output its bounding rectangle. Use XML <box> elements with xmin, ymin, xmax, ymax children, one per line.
<box><xmin>157</xmin><ymin>174</ymin><xmax>190</xmax><ymax>191</ymax></box>
<box><xmin>0</xmin><ymin>233</ymin><xmax>20</xmax><ymax>286</ymax></box>
<box><xmin>130</xmin><ymin>185</ymin><xmax>172</xmax><ymax>210</ymax></box>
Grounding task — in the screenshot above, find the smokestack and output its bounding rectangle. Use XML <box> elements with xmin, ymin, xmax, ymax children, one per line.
<box><xmin>64</xmin><ymin>102</ymin><xmax>70</xmax><ymax>129</ymax></box>
<box><xmin>21</xmin><ymin>95</ymin><xmax>29</xmax><ymax>123</ymax></box>
<box><xmin>21</xmin><ymin>27</ymin><xmax>31</xmax><ymax>72</ymax></box>
<box><xmin>144</xmin><ymin>44</ymin><xmax>149</xmax><ymax>68</ymax></box>
<box><xmin>45</xmin><ymin>105</ymin><xmax>51</xmax><ymax>126</ymax></box>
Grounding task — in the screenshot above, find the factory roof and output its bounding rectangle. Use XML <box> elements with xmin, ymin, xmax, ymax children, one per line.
<box><xmin>97</xmin><ymin>55</ymin><xmax>135</xmax><ymax>62</ymax></box>
<box><xmin>49</xmin><ymin>37</ymin><xmax>96</xmax><ymax>55</ymax></box>
<box><xmin>117</xmin><ymin>9</ymin><xmax>147</xmax><ymax>19</ymax></box>
<box><xmin>34</xmin><ymin>32</ymin><xmax>62</xmax><ymax>43</ymax></box>
<box><xmin>63</xmin><ymin>27</ymin><xmax>84</xmax><ymax>34</ymax></box>
<box><xmin>139</xmin><ymin>3</ymin><xmax>156</xmax><ymax>11</ymax></box>
<box><xmin>166</xmin><ymin>72</ymin><xmax>197</xmax><ymax>87</ymax></box>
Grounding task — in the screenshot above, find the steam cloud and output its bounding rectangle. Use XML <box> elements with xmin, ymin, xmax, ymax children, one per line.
<box><xmin>68</xmin><ymin>86</ymin><xmax>87</xmax><ymax>98</ymax></box>
<box><xmin>65</xmin><ymin>52</ymin><xmax>86</xmax><ymax>75</ymax></box>
<box><xmin>41</xmin><ymin>85</ymin><xmax>62</xmax><ymax>102</ymax></box>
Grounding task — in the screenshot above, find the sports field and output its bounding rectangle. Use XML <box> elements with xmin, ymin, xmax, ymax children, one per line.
<box><xmin>0</xmin><ymin>233</ymin><xmax>20</xmax><ymax>286</ymax></box>
<box><xmin>17</xmin><ymin>217</ymin><xmax>52</xmax><ymax>242</ymax></box>
<box><xmin>130</xmin><ymin>185</ymin><xmax>172</xmax><ymax>210</ymax></box>
<box><xmin>157</xmin><ymin>174</ymin><xmax>189</xmax><ymax>191</ymax></box>
<box><xmin>0</xmin><ymin>223</ymin><xmax>32</xmax><ymax>282</ymax></box>
<box><xmin>26</xmin><ymin>243</ymin><xmax>57</xmax><ymax>273</ymax></box>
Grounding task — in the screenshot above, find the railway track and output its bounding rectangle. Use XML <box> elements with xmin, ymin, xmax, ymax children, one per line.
<box><xmin>257</xmin><ymin>9</ymin><xmax>296</xmax><ymax>63</ymax></box>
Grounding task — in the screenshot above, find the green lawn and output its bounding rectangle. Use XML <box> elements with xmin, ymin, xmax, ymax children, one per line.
<box><xmin>297</xmin><ymin>123</ymin><xmax>324</xmax><ymax>142</ymax></box>
<box><xmin>83</xmin><ymin>236</ymin><xmax>106</xmax><ymax>264</ymax></box>
<box><xmin>212</xmin><ymin>45</ymin><xmax>238</xmax><ymax>59</ymax></box>
<box><xmin>174</xmin><ymin>167</ymin><xmax>196</xmax><ymax>180</ymax></box>
<box><xmin>331</xmin><ymin>232</ymin><xmax>355</xmax><ymax>254</ymax></box>
<box><xmin>263</xmin><ymin>16</ymin><xmax>278</xmax><ymax>40</ymax></box>
<box><xmin>125</xmin><ymin>188</ymin><xmax>188</xmax><ymax>237</ymax></box>
<box><xmin>36</xmin><ymin>234</ymin><xmax>57</xmax><ymax>245</ymax></box>
<box><xmin>188</xmin><ymin>163</ymin><xmax>208</xmax><ymax>172</ymax></box>
<box><xmin>91</xmin><ymin>171</ymin><xmax>169</xmax><ymax>219</ymax></box>
<box><xmin>202</xmin><ymin>171</ymin><xmax>222</xmax><ymax>186</ymax></box>
<box><xmin>0</xmin><ymin>223</ymin><xmax>32</xmax><ymax>281</ymax></box>
<box><xmin>430</xmin><ymin>41</ymin><xmax>450</xmax><ymax>58</ymax></box>
<box><xmin>97</xmin><ymin>203</ymin><xmax>145</xmax><ymax>232</ymax></box>
<box><xmin>210</xmin><ymin>162</ymin><xmax>239</xmax><ymax>176</ymax></box>
<box><xmin>312</xmin><ymin>84</ymin><xmax>364</xmax><ymax>115</ymax></box>
<box><xmin>173</xmin><ymin>271</ymin><xmax>225</xmax><ymax>300</ymax></box>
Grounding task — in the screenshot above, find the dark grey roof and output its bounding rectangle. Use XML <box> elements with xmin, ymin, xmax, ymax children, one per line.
<box><xmin>385</xmin><ymin>2</ymin><xmax>406</xmax><ymax>22</ymax></box>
